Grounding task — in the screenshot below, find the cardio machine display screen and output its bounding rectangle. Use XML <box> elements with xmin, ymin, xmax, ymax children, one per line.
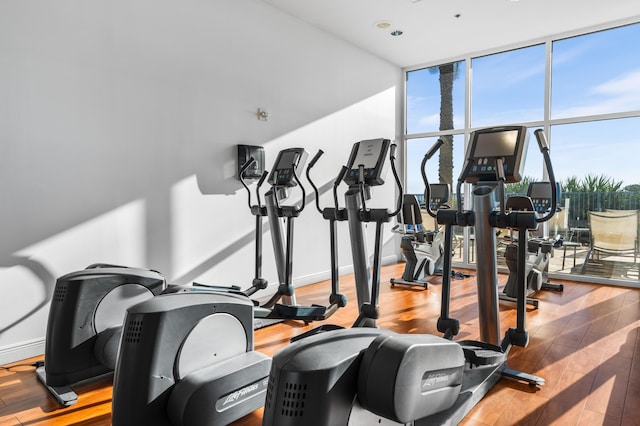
<box><xmin>275</xmin><ymin>151</ymin><xmax>299</xmax><ymax>171</ymax></box>
<box><xmin>527</xmin><ymin>182</ymin><xmax>558</xmax><ymax>213</ymax></box>
<box><xmin>528</xmin><ymin>182</ymin><xmax>551</xmax><ymax>199</ymax></box>
<box><xmin>473</xmin><ymin>130</ymin><xmax>519</xmax><ymax>158</ymax></box>
<box><xmin>343</xmin><ymin>138</ymin><xmax>391</xmax><ymax>187</ymax></box>
<box><xmin>268</xmin><ymin>148</ymin><xmax>308</xmax><ymax>187</ymax></box>
<box><xmin>463</xmin><ymin>126</ymin><xmax>528</xmax><ymax>184</ymax></box>
<box><xmin>429</xmin><ymin>183</ymin><xmax>449</xmax><ymax>202</ymax></box>
<box><xmin>352</xmin><ymin>140</ymin><xmax>384</xmax><ymax>169</ymax></box>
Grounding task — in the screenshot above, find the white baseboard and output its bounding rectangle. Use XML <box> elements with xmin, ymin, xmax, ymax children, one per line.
<box><xmin>251</xmin><ymin>254</ymin><xmax>400</xmax><ymax>302</ymax></box>
<box><xmin>0</xmin><ymin>338</ymin><xmax>45</xmax><ymax>366</ymax></box>
<box><xmin>293</xmin><ymin>254</ymin><xmax>400</xmax><ymax>287</ymax></box>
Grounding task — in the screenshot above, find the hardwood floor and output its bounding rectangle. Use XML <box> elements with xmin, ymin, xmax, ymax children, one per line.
<box><xmin>1</xmin><ymin>263</ymin><xmax>639</xmax><ymax>425</ymax></box>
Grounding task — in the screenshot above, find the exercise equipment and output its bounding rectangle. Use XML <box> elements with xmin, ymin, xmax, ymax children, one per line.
<box><xmin>263</xmin><ymin>328</ymin><xmax>465</xmax><ymax>426</ymax></box>
<box><xmin>36</xmin><ymin>264</ymin><xmax>166</xmax><ymax>406</ymax></box>
<box><xmin>390</xmin><ymin>183</ymin><xmax>449</xmax><ymax>288</ymax></box>
<box><xmin>305</xmin><ymin>138</ymin><xmax>403</xmax><ymax>329</ymax></box>
<box><xmin>263</xmin><ymin>126</ymin><xmax>556</xmax><ymax>425</ymax></box>
<box><xmin>238</xmin><ymin>148</ymin><xmax>344</xmax><ymax>327</ymax></box>
<box><xmin>500</xmin><ymin>181</ymin><xmax>564</xmax><ymax>308</ymax></box>
<box><xmin>111</xmin><ymin>290</ymin><xmax>271</xmax><ymax>426</ymax></box>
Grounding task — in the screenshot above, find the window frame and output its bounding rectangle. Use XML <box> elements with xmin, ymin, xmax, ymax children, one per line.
<box><xmin>402</xmin><ymin>17</ymin><xmax>640</xmax><ymax>287</ymax></box>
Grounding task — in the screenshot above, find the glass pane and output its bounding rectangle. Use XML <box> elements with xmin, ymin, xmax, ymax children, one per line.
<box><xmin>406</xmin><ymin>61</ymin><xmax>465</xmax><ymax>134</ymax></box>
<box><xmin>471</xmin><ymin>45</ymin><xmax>545</xmax><ymax>127</ymax></box>
<box><xmin>547</xmin><ymin>117</ymin><xmax>640</xmax><ymax>283</ymax></box>
<box><xmin>406</xmin><ymin>135</ymin><xmax>465</xmax><ymax>198</ymax></box>
<box><xmin>552</xmin><ymin>23</ymin><xmax>640</xmax><ymax>119</ymax></box>
<box><xmin>406</xmin><ymin>135</ymin><xmax>468</xmax><ymax>263</ymax></box>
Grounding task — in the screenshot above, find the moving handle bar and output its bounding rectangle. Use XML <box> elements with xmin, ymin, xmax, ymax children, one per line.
<box><xmin>534</xmin><ymin>129</ymin><xmax>557</xmax><ymax>223</ymax></box>
<box><xmin>420</xmin><ymin>139</ymin><xmax>462</xmax><ymax>339</ymax></box>
<box><xmin>235</xmin><ymin>158</ymin><xmax>270</xmax><ymax>296</ymax></box>
<box><xmin>499</xmin><ymin>129</ymin><xmax>558</xmax><ymax>349</ymax></box>
<box><xmin>239</xmin><ymin>157</ymin><xmax>268</xmax><ymax>216</ymax></box>
<box><xmin>304</xmin><ymin>150</ymin><xmax>349</xmax><ymax>314</ymax></box>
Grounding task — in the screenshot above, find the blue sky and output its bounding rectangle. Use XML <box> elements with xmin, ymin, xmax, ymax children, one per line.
<box><xmin>406</xmin><ymin>22</ymin><xmax>640</xmax><ymax>193</ymax></box>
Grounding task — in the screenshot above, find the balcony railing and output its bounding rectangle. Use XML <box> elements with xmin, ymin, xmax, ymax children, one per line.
<box><xmin>413</xmin><ymin>191</ymin><xmax>640</xmax><ymax>230</ymax></box>
<box><xmin>558</xmin><ymin>191</ymin><xmax>640</xmax><ymax>229</ymax></box>
<box><xmin>410</xmin><ymin>190</ymin><xmax>640</xmax><ymax>283</ymax></box>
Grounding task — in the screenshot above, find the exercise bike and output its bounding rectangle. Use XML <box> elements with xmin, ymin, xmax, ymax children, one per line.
<box><xmin>390</xmin><ymin>183</ymin><xmax>450</xmax><ymax>289</ymax></box>
<box><xmin>499</xmin><ymin>181</ymin><xmax>564</xmax><ymax>309</ymax></box>
<box><xmin>263</xmin><ymin>126</ymin><xmax>556</xmax><ymax>425</ymax></box>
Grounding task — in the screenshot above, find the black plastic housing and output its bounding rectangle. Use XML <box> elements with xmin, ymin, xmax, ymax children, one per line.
<box><xmin>111</xmin><ymin>291</ymin><xmax>260</xmax><ymax>426</ymax></box>
<box><xmin>43</xmin><ymin>266</ymin><xmax>166</xmax><ymax>387</ymax></box>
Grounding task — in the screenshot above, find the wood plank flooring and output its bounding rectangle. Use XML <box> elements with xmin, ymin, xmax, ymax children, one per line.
<box><xmin>1</xmin><ymin>263</ymin><xmax>639</xmax><ymax>425</ymax></box>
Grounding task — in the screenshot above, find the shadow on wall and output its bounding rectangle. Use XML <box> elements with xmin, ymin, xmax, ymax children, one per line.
<box><xmin>0</xmin><ymin>256</ymin><xmax>55</xmax><ymax>335</ymax></box>
<box><xmin>1</xmin><ymin>0</ymin><xmax>400</xmax><ymax>349</ymax></box>
<box><xmin>0</xmin><ymin>87</ymin><xmax>399</xmax><ymax>349</ymax></box>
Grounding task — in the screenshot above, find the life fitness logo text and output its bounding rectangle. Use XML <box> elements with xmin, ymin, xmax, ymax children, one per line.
<box><xmin>422</xmin><ymin>372</ymin><xmax>451</xmax><ymax>388</ymax></box>
<box><xmin>221</xmin><ymin>378</ymin><xmax>269</xmax><ymax>407</ymax></box>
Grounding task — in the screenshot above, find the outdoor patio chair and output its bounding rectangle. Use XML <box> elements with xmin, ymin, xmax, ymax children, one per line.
<box><xmin>581</xmin><ymin>210</ymin><xmax>639</xmax><ymax>273</ymax></box>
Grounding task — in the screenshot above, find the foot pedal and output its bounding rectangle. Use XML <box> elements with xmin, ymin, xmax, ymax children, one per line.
<box><xmin>291</xmin><ymin>324</ymin><xmax>344</xmax><ymax>342</ymax></box>
<box><xmin>502</xmin><ymin>367</ymin><xmax>545</xmax><ymax>386</ymax></box>
<box><xmin>36</xmin><ymin>366</ymin><xmax>78</xmax><ymax>406</ymax></box>
<box><xmin>272</xmin><ymin>303</ymin><xmax>327</xmax><ymax>320</ymax></box>
<box><xmin>458</xmin><ymin>341</ymin><xmax>506</xmax><ymax>366</ymax></box>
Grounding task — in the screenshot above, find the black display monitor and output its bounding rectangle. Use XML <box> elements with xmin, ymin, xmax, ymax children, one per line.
<box><xmin>343</xmin><ymin>138</ymin><xmax>391</xmax><ymax>186</ymax></box>
<box><xmin>527</xmin><ymin>181</ymin><xmax>559</xmax><ymax>214</ymax></box>
<box><xmin>428</xmin><ymin>183</ymin><xmax>450</xmax><ymax>210</ymax></box>
<box><xmin>463</xmin><ymin>126</ymin><xmax>528</xmax><ymax>184</ymax></box>
<box><xmin>267</xmin><ymin>148</ymin><xmax>309</xmax><ymax>187</ymax></box>
<box><xmin>429</xmin><ymin>183</ymin><xmax>449</xmax><ymax>203</ymax></box>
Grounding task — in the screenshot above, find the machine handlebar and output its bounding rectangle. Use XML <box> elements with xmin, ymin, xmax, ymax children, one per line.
<box><xmin>534</xmin><ymin>129</ymin><xmax>549</xmax><ymax>151</ymax></box>
<box><xmin>426</xmin><ymin>138</ymin><xmax>444</xmax><ymax>160</ymax></box>
<box><xmin>421</xmin><ymin>139</ymin><xmax>445</xmax><ymax>218</ymax></box>
<box><xmin>388</xmin><ymin>143</ymin><xmax>404</xmax><ymax>218</ymax></box>
<box><xmin>292</xmin><ymin>165</ymin><xmax>306</xmax><ymax>214</ymax></box>
<box><xmin>239</xmin><ymin>157</ymin><xmax>256</xmax><ymax>177</ymax></box>
<box><xmin>308</xmin><ymin>149</ymin><xmax>324</xmax><ymax>169</ymax></box>
<box><xmin>306</xmin><ymin>149</ymin><xmax>326</xmax><ymax>214</ymax></box>
<box><xmin>239</xmin><ymin>157</ymin><xmax>257</xmax><ymax>210</ymax></box>
<box><xmin>534</xmin><ymin>130</ymin><xmax>557</xmax><ymax>223</ymax></box>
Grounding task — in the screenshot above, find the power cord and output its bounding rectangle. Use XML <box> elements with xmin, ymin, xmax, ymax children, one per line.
<box><xmin>0</xmin><ymin>360</ymin><xmax>44</xmax><ymax>371</ymax></box>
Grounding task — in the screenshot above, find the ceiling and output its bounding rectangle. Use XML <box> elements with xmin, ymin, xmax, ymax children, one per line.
<box><xmin>263</xmin><ymin>0</ymin><xmax>640</xmax><ymax>68</ymax></box>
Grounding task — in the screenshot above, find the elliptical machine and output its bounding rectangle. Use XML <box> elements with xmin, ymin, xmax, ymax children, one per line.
<box><xmin>263</xmin><ymin>126</ymin><xmax>556</xmax><ymax>426</ymax></box>
<box><xmin>237</xmin><ymin>148</ymin><xmax>345</xmax><ymax>327</ymax></box>
<box><xmin>500</xmin><ymin>181</ymin><xmax>564</xmax><ymax>309</ymax></box>
<box><xmin>111</xmin><ymin>289</ymin><xmax>271</xmax><ymax>426</ymax></box>
<box><xmin>36</xmin><ymin>264</ymin><xmax>166</xmax><ymax>406</ymax></box>
<box><xmin>390</xmin><ymin>183</ymin><xmax>450</xmax><ymax>289</ymax></box>
<box><xmin>305</xmin><ymin>138</ymin><xmax>403</xmax><ymax>328</ymax></box>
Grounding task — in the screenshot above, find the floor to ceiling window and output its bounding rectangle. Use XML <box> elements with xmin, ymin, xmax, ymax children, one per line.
<box><xmin>405</xmin><ymin>20</ymin><xmax>640</xmax><ymax>286</ymax></box>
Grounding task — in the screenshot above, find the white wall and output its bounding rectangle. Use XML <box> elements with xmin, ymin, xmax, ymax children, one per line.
<box><xmin>0</xmin><ymin>0</ymin><xmax>402</xmax><ymax>363</ymax></box>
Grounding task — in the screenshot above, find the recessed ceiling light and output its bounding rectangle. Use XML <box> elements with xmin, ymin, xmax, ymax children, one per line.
<box><xmin>390</xmin><ymin>30</ymin><xmax>403</xmax><ymax>36</ymax></box>
<box><xmin>375</xmin><ymin>20</ymin><xmax>392</xmax><ymax>29</ymax></box>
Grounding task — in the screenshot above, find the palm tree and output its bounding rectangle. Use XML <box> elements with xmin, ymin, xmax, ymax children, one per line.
<box><xmin>431</xmin><ymin>62</ymin><xmax>459</xmax><ymax>187</ymax></box>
